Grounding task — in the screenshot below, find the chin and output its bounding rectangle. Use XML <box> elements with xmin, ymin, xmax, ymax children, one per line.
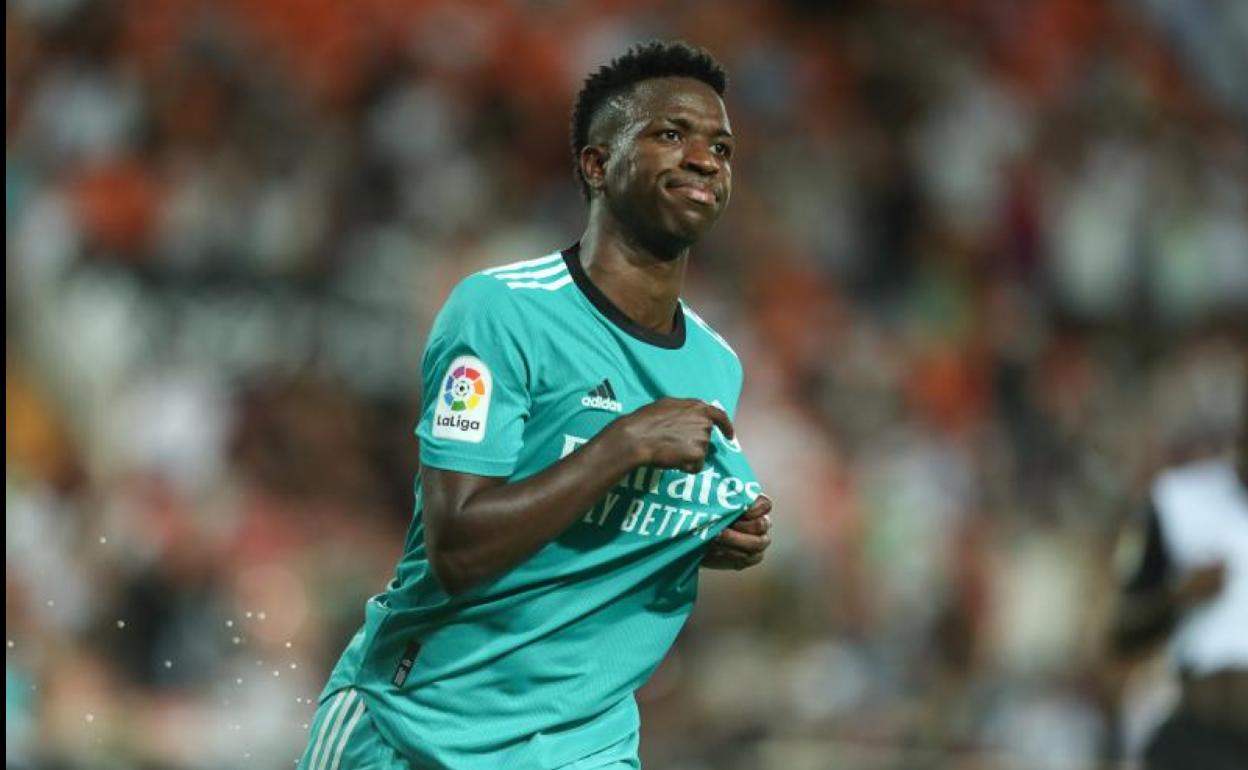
<box><xmin>676</xmin><ymin>219</ymin><xmax>719</xmax><ymax>247</ymax></box>
<box><xmin>649</xmin><ymin>225</ymin><xmax>705</xmax><ymax>255</ymax></box>
<box><xmin>661</xmin><ymin>210</ymin><xmax>720</xmax><ymax>248</ymax></box>
<box><xmin>626</xmin><ymin>200</ymin><xmax>721</xmax><ymax>256</ymax></box>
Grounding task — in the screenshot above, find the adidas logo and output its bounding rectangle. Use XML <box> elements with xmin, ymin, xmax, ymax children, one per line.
<box><xmin>581</xmin><ymin>379</ymin><xmax>623</xmax><ymax>413</ymax></box>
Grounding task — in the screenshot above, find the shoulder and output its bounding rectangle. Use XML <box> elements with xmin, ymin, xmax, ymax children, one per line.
<box><xmin>469</xmin><ymin>251</ymin><xmax>573</xmax><ymax>297</ymax></box>
<box><xmin>681</xmin><ymin>300</ymin><xmax>742</xmax><ymax>377</ymax></box>
<box><xmin>443</xmin><ymin>251</ymin><xmax>574</xmax><ymax>320</ymax></box>
<box><xmin>1154</xmin><ymin>456</ymin><xmax>1236</xmax><ymax>507</ymax></box>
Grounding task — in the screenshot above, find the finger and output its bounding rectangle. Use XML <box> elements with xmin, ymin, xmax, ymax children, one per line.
<box><xmin>739</xmin><ymin>495</ymin><xmax>773</xmax><ymax>519</ymax></box>
<box><xmin>713</xmin><ymin>528</ymin><xmax>770</xmax><ymax>554</ymax></box>
<box><xmin>703</xmin><ymin>403</ymin><xmax>735</xmax><ymax>440</ymax></box>
<box><xmin>701</xmin><ymin>548</ymin><xmax>737</xmax><ymax>570</ymax></box>
<box><xmin>735</xmin><ymin>552</ymin><xmax>765</xmax><ymax>570</ymax></box>
<box><xmin>709</xmin><ymin>549</ymin><xmax>764</xmax><ymax>570</ymax></box>
<box><xmin>728</xmin><ymin>516</ymin><xmax>768</xmax><ymax>535</ymax></box>
<box><xmin>704</xmin><ymin>545</ymin><xmax>766</xmax><ymax>570</ymax></box>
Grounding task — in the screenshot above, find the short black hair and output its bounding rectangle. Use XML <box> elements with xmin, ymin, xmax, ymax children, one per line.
<box><xmin>570</xmin><ymin>40</ymin><xmax>728</xmax><ymax>200</ymax></box>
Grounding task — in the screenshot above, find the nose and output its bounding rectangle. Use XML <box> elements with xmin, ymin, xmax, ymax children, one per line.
<box><xmin>682</xmin><ymin>140</ymin><xmax>718</xmax><ymax>176</ymax></box>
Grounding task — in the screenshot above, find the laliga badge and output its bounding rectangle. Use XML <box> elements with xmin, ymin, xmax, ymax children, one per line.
<box><xmin>433</xmin><ymin>355</ymin><xmax>493</xmax><ymax>443</ymax></box>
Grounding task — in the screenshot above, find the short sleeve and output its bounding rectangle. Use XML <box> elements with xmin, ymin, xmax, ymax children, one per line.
<box><xmin>416</xmin><ymin>275</ymin><xmax>531</xmax><ymax>477</ymax></box>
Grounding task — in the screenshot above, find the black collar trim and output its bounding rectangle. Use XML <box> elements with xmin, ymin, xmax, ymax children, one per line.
<box><xmin>562</xmin><ymin>244</ymin><xmax>686</xmax><ymax>350</ymax></box>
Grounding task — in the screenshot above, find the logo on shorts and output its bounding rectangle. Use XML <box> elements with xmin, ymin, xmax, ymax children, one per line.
<box><xmin>433</xmin><ymin>356</ymin><xmax>492</xmax><ymax>442</ymax></box>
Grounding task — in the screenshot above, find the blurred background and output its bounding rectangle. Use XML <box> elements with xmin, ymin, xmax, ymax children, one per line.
<box><xmin>6</xmin><ymin>0</ymin><xmax>1247</xmax><ymax>768</ymax></box>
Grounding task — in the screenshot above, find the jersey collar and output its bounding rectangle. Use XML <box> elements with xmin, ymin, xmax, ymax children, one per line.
<box><xmin>562</xmin><ymin>243</ymin><xmax>687</xmax><ymax>350</ymax></box>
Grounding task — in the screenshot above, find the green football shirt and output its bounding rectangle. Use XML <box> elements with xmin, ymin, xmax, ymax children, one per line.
<box><xmin>320</xmin><ymin>245</ymin><xmax>763</xmax><ymax>770</ymax></box>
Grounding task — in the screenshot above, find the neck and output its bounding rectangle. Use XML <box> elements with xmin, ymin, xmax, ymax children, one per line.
<box><xmin>578</xmin><ymin>205</ymin><xmax>690</xmax><ymax>335</ymax></box>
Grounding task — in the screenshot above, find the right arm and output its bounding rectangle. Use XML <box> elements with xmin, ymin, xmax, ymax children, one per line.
<box><xmin>1110</xmin><ymin>500</ymin><xmax>1225</xmax><ymax>657</ymax></box>
<box><xmin>423</xmin><ymin>398</ymin><xmax>734</xmax><ymax>595</ymax></box>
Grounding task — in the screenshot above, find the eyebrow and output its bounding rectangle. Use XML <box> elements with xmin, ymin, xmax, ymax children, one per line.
<box><xmin>661</xmin><ymin>116</ymin><xmax>734</xmax><ymax>140</ymax></box>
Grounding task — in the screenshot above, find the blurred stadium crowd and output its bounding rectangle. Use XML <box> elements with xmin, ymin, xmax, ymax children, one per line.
<box><xmin>6</xmin><ymin>0</ymin><xmax>1247</xmax><ymax>768</ymax></box>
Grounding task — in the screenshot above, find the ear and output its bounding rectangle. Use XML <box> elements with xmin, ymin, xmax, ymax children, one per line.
<box><xmin>579</xmin><ymin>145</ymin><xmax>609</xmax><ymax>195</ymax></box>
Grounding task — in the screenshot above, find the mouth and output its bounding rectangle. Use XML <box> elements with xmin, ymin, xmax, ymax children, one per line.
<box><xmin>666</xmin><ymin>180</ymin><xmax>719</xmax><ymax>207</ymax></box>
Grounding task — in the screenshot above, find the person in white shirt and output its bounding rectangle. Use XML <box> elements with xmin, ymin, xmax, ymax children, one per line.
<box><xmin>1112</xmin><ymin>387</ymin><xmax>1248</xmax><ymax>769</ymax></box>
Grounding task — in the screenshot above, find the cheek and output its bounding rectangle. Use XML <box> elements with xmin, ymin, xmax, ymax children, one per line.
<box><xmin>608</xmin><ymin>154</ymin><xmax>642</xmax><ymax>192</ymax></box>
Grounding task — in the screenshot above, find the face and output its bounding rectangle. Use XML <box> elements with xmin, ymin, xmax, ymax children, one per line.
<box><xmin>584</xmin><ymin>77</ymin><xmax>734</xmax><ymax>252</ymax></box>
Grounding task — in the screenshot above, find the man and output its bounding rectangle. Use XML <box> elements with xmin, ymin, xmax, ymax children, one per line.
<box><xmin>1112</xmin><ymin>386</ymin><xmax>1248</xmax><ymax>769</ymax></box>
<box><xmin>298</xmin><ymin>42</ymin><xmax>772</xmax><ymax>770</ymax></box>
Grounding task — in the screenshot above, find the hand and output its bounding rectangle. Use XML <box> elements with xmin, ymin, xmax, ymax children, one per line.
<box><xmin>702</xmin><ymin>495</ymin><xmax>772</xmax><ymax>571</ymax></box>
<box><xmin>610</xmin><ymin>398</ymin><xmax>734</xmax><ymax>473</ymax></box>
<box><xmin>1175</xmin><ymin>562</ymin><xmax>1226</xmax><ymax>609</ymax></box>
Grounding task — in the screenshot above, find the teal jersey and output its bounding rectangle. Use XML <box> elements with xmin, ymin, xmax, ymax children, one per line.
<box><xmin>321</xmin><ymin>246</ymin><xmax>762</xmax><ymax>770</ymax></box>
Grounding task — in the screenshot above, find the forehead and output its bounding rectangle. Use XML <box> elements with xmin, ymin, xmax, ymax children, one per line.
<box><xmin>623</xmin><ymin>77</ymin><xmax>730</xmax><ymax>131</ymax></box>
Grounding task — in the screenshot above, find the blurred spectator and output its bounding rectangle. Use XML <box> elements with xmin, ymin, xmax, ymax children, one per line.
<box><xmin>1110</xmin><ymin>382</ymin><xmax>1248</xmax><ymax>770</ymax></box>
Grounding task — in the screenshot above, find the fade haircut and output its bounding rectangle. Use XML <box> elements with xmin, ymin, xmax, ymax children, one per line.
<box><xmin>570</xmin><ymin>40</ymin><xmax>727</xmax><ymax>200</ymax></box>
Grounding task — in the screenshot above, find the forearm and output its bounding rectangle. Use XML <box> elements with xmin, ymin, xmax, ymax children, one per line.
<box><xmin>425</xmin><ymin>427</ymin><xmax>639</xmax><ymax>594</ymax></box>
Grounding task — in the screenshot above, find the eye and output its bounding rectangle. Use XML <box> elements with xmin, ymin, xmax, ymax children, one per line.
<box><xmin>659</xmin><ymin>129</ymin><xmax>682</xmax><ymax>142</ymax></box>
<box><xmin>712</xmin><ymin>142</ymin><xmax>733</xmax><ymax>158</ymax></box>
